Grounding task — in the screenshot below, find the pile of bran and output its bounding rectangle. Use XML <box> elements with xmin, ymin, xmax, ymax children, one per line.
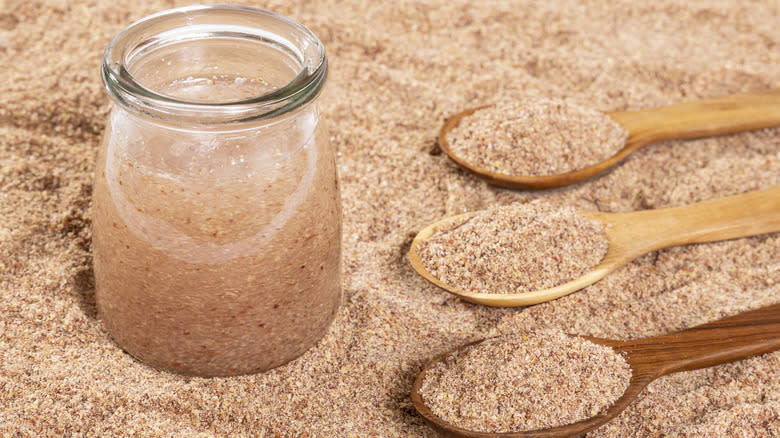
<box><xmin>1</xmin><ymin>0</ymin><xmax>778</xmax><ymax>436</ymax></box>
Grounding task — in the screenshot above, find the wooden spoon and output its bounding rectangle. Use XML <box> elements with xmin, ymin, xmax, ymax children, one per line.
<box><xmin>439</xmin><ymin>88</ymin><xmax>780</xmax><ymax>189</ymax></box>
<box><xmin>409</xmin><ymin>186</ymin><xmax>780</xmax><ymax>307</ymax></box>
<box><xmin>411</xmin><ymin>303</ymin><xmax>780</xmax><ymax>437</ymax></box>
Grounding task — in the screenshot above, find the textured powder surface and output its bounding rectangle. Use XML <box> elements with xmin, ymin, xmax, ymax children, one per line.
<box><xmin>1</xmin><ymin>0</ymin><xmax>779</xmax><ymax>437</ymax></box>
<box><xmin>419</xmin><ymin>331</ymin><xmax>631</xmax><ymax>432</ymax></box>
<box><xmin>446</xmin><ymin>97</ymin><xmax>629</xmax><ymax>176</ymax></box>
<box><xmin>418</xmin><ymin>201</ymin><xmax>608</xmax><ymax>294</ymax></box>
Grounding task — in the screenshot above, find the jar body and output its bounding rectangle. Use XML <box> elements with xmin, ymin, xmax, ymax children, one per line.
<box><xmin>93</xmin><ymin>103</ymin><xmax>341</xmax><ymax>376</ymax></box>
<box><xmin>94</xmin><ymin>6</ymin><xmax>340</xmax><ymax>376</ymax></box>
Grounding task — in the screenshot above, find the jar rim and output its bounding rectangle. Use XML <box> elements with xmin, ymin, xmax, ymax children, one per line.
<box><xmin>101</xmin><ymin>5</ymin><xmax>327</xmax><ymax>125</ymax></box>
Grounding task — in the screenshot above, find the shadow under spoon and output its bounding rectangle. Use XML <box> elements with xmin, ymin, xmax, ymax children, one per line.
<box><xmin>439</xmin><ymin>88</ymin><xmax>780</xmax><ymax>189</ymax></box>
<box><xmin>411</xmin><ymin>303</ymin><xmax>780</xmax><ymax>437</ymax></box>
<box><xmin>409</xmin><ymin>186</ymin><xmax>780</xmax><ymax>307</ymax></box>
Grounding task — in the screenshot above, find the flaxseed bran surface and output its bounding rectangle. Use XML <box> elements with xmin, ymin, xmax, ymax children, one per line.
<box><xmin>1</xmin><ymin>0</ymin><xmax>778</xmax><ymax>436</ymax></box>
<box><xmin>419</xmin><ymin>331</ymin><xmax>631</xmax><ymax>432</ymax></box>
<box><xmin>417</xmin><ymin>201</ymin><xmax>608</xmax><ymax>294</ymax></box>
<box><xmin>446</xmin><ymin>97</ymin><xmax>628</xmax><ymax>176</ymax></box>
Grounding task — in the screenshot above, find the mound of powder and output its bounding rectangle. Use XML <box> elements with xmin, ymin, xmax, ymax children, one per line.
<box><xmin>419</xmin><ymin>331</ymin><xmax>632</xmax><ymax>433</ymax></box>
<box><xmin>418</xmin><ymin>201</ymin><xmax>608</xmax><ymax>294</ymax></box>
<box><xmin>2</xmin><ymin>1</ymin><xmax>779</xmax><ymax>436</ymax></box>
<box><xmin>446</xmin><ymin>97</ymin><xmax>628</xmax><ymax>176</ymax></box>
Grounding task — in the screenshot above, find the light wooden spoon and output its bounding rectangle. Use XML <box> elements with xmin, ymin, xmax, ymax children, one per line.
<box><xmin>439</xmin><ymin>88</ymin><xmax>780</xmax><ymax>189</ymax></box>
<box><xmin>411</xmin><ymin>303</ymin><xmax>780</xmax><ymax>438</ymax></box>
<box><xmin>409</xmin><ymin>186</ymin><xmax>780</xmax><ymax>307</ymax></box>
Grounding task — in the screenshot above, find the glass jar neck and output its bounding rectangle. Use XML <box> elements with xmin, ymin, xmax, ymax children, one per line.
<box><xmin>101</xmin><ymin>5</ymin><xmax>327</xmax><ymax>127</ymax></box>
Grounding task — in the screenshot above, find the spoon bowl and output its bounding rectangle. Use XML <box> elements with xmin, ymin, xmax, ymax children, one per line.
<box><xmin>439</xmin><ymin>88</ymin><xmax>780</xmax><ymax>189</ymax></box>
<box><xmin>409</xmin><ymin>186</ymin><xmax>780</xmax><ymax>306</ymax></box>
<box><xmin>411</xmin><ymin>303</ymin><xmax>780</xmax><ymax>437</ymax></box>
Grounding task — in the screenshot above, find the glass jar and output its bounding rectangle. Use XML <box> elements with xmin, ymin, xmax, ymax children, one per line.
<box><xmin>94</xmin><ymin>5</ymin><xmax>341</xmax><ymax>377</ymax></box>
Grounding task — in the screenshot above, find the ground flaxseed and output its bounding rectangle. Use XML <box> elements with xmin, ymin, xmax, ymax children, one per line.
<box><xmin>446</xmin><ymin>97</ymin><xmax>628</xmax><ymax>176</ymax></box>
<box><xmin>418</xmin><ymin>200</ymin><xmax>608</xmax><ymax>294</ymax></box>
<box><xmin>419</xmin><ymin>331</ymin><xmax>631</xmax><ymax>433</ymax></box>
<box><xmin>1</xmin><ymin>0</ymin><xmax>778</xmax><ymax>437</ymax></box>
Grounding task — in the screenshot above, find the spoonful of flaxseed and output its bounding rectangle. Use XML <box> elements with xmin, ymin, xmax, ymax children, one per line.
<box><xmin>408</xmin><ymin>186</ymin><xmax>780</xmax><ymax>307</ymax></box>
<box><xmin>411</xmin><ymin>303</ymin><xmax>780</xmax><ymax>437</ymax></box>
<box><xmin>439</xmin><ymin>88</ymin><xmax>780</xmax><ymax>189</ymax></box>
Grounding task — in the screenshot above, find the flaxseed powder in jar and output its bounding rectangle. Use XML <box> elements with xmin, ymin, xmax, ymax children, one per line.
<box><xmin>94</xmin><ymin>6</ymin><xmax>341</xmax><ymax>377</ymax></box>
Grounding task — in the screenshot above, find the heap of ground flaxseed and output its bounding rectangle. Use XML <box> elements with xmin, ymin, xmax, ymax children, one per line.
<box><xmin>419</xmin><ymin>331</ymin><xmax>631</xmax><ymax>433</ymax></box>
<box><xmin>1</xmin><ymin>0</ymin><xmax>778</xmax><ymax>437</ymax></box>
<box><xmin>417</xmin><ymin>200</ymin><xmax>608</xmax><ymax>294</ymax></box>
<box><xmin>446</xmin><ymin>97</ymin><xmax>628</xmax><ymax>176</ymax></box>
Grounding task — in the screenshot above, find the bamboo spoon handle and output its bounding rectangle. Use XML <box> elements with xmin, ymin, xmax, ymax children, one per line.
<box><xmin>590</xmin><ymin>186</ymin><xmax>780</xmax><ymax>262</ymax></box>
<box><xmin>608</xmin><ymin>88</ymin><xmax>780</xmax><ymax>148</ymax></box>
<box><xmin>605</xmin><ymin>303</ymin><xmax>780</xmax><ymax>380</ymax></box>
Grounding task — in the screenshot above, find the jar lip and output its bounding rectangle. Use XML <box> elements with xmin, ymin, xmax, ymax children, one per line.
<box><xmin>101</xmin><ymin>5</ymin><xmax>327</xmax><ymax>125</ymax></box>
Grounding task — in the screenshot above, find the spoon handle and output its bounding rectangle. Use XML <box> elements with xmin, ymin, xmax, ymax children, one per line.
<box><xmin>598</xmin><ymin>186</ymin><xmax>780</xmax><ymax>260</ymax></box>
<box><xmin>609</xmin><ymin>88</ymin><xmax>780</xmax><ymax>148</ymax></box>
<box><xmin>613</xmin><ymin>303</ymin><xmax>780</xmax><ymax>380</ymax></box>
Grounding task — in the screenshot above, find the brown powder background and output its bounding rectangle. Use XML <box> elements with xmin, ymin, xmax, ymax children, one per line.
<box><xmin>1</xmin><ymin>1</ymin><xmax>778</xmax><ymax>437</ymax></box>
